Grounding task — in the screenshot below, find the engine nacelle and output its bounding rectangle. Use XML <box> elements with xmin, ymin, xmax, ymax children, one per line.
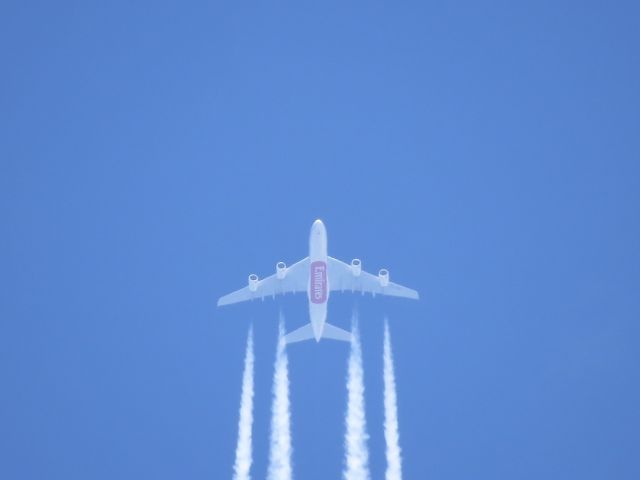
<box><xmin>276</xmin><ymin>262</ymin><xmax>287</xmax><ymax>279</ymax></box>
<box><xmin>351</xmin><ymin>258</ymin><xmax>362</xmax><ymax>277</ymax></box>
<box><xmin>248</xmin><ymin>273</ymin><xmax>259</xmax><ymax>292</ymax></box>
<box><xmin>378</xmin><ymin>268</ymin><xmax>390</xmax><ymax>287</ymax></box>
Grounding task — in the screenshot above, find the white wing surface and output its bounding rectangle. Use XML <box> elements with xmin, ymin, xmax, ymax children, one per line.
<box><xmin>327</xmin><ymin>256</ymin><xmax>419</xmax><ymax>300</ymax></box>
<box><xmin>217</xmin><ymin>257</ymin><xmax>309</xmax><ymax>306</ymax></box>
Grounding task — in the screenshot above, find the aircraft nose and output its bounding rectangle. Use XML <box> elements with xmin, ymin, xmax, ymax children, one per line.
<box><xmin>311</xmin><ymin>219</ymin><xmax>326</xmax><ymax>237</ymax></box>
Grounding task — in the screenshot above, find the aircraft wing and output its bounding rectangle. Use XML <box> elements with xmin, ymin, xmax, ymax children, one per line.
<box><xmin>327</xmin><ymin>256</ymin><xmax>419</xmax><ymax>300</ymax></box>
<box><xmin>217</xmin><ymin>257</ymin><xmax>309</xmax><ymax>306</ymax></box>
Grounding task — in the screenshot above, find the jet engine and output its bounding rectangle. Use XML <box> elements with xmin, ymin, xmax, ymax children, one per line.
<box><xmin>378</xmin><ymin>268</ymin><xmax>390</xmax><ymax>287</ymax></box>
<box><xmin>276</xmin><ymin>262</ymin><xmax>287</xmax><ymax>279</ymax></box>
<box><xmin>248</xmin><ymin>273</ymin><xmax>259</xmax><ymax>292</ymax></box>
<box><xmin>351</xmin><ymin>258</ymin><xmax>362</xmax><ymax>277</ymax></box>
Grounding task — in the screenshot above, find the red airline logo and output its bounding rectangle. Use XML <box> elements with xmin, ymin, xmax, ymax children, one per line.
<box><xmin>310</xmin><ymin>261</ymin><xmax>327</xmax><ymax>304</ymax></box>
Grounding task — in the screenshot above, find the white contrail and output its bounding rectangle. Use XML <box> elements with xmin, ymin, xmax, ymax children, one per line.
<box><xmin>383</xmin><ymin>319</ymin><xmax>403</xmax><ymax>480</ymax></box>
<box><xmin>343</xmin><ymin>314</ymin><xmax>370</xmax><ymax>480</ymax></box>
<box><xmin>267</xmin><ymin>316</ymin><xmax>292</xmax><ymax>480</ymax></box>
<box><xmin>233</xmin><ymin>326</ymin><xmax>255</xmax><ymax>480</ymax></box>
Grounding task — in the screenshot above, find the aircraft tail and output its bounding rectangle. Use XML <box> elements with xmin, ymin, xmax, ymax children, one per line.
<box><xmin>284</xmin><ymin>322</ymin><xmax>352</xmax><ymax>345</ymax></box>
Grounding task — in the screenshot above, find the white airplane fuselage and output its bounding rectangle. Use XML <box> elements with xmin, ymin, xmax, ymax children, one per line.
<box><xmin>217</xmin><ymin>217</ymin><xmax>419</xmax><ymax>344</ymax></box>
<box><xmin>308</xmin><ymin>219</ymin><xmax>329</xmax><ymax>341</ymax></box>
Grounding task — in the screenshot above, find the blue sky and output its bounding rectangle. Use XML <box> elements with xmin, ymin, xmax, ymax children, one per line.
<box><xmin>1</xmin><ymin>1</ymin><xmax>639</xmax><ymax>478</ymax></box>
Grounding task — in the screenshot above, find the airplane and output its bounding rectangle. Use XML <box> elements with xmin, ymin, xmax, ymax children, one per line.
<box><xmin>217</xmin><ymin>219</ymin><xmax>419</xmax><ymax>344</ymax></box>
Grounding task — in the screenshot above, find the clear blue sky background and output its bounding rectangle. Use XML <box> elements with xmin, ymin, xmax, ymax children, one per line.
<box><xmin>1</xmin><ymin>1</ymin><xmax>639</xmax><ymax>479</ymax></box>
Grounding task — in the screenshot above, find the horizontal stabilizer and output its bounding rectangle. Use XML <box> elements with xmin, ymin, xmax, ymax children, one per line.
<box><xmin>322</xmin><ymin>322</ymin><xmax>352</xmax><ymax>342</ymax></box>
<box><xmin>283</xmin><ymin>322</ymin><xmax>352</xmax><ymax>344</ymax></box>
<box><xmin>283</xmin><ymin>324</ymin><xmax>315</xmax><ymax>345</ymax></box>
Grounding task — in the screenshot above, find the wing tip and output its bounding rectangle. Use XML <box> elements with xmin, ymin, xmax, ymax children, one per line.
<box><xmin>217</xmin><ymin>296</ymin><xmax>232</xmax><ymax>307</ymax></box>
